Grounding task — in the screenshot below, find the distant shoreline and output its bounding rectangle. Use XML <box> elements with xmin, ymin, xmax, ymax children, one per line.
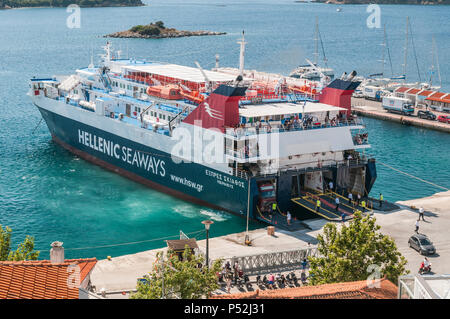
<box><xmin>313</xmin><ymin>0</ymin><xmax>449</xmax><ymax>5</ymax></box>
<box><xmin>1</xmin><ymin>1</ymin><xmax>144</xmax><ymax>10</ymax></box>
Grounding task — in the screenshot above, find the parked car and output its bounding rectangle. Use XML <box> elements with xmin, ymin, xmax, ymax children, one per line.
<box><xmin>408</xmin><ymin>234</ymin><xmax>436</xmax><ymax>255</ymax></box>
<box><xmin>437</xmin><ymin>115</ymin><xmax>450</xmax><ymax>124</ymax></box>
<box><xmin>417</xmin><ymin>110</ymin><xmax>436</xmax><ymax>120</ymax></box>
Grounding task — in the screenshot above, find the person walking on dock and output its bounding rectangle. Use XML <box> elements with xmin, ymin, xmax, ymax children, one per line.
<box><xmin>286</xmin><ymin>211</ymin><xmax>292</xmax><ymax>226</ymax></box>
<box><xmin>357</xmin><ymin>193</ymin><xmax>361</xmax><ymax>206</ymax></box>
<box><xmin>361</xmin><ymin>200</ymin><xmax>366</xmax><ymax>212</ymax></box>
<box><xmin>328</xmin><ymin>181</ymin><xmax>334</xmax><ymax>192</ymax></box>
<box><xmin>415</xmin><ymin>220</ymin><xmax>420</xmax><ymax>233</ymax></box>
<box><xmin>316</xmin><ymin>199</ymin><xmax>321</xmax><ymax>212</ymax></box>
<box><xmin>419</xmin><ymin>207</ymin><xmax>425</xmax><ymax>221</ymax></box>
<box><xmin>335</xmin><ymin>196</ymin><xmax>340</xmax><ymax>212</ymax></box>
<box><xmin>341</xmin><ymin>213</ymin><xmax>346</xmax><ymax>223</ymax></box>
<box><xmin>379</xmin><ymin>193</ymin><xmax>384</xmax><ymax>208</ymax></box>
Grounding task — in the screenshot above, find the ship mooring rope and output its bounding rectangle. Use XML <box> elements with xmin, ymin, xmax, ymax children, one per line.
<box><xmin>60</xmin><ymin>229</ymin><xmax>206</xmax><ymax>252</ymax></box>
<box><xmin>377</xmin><ymin>161</ymin><xmax>449</xmax><ymax>191</ymax></box>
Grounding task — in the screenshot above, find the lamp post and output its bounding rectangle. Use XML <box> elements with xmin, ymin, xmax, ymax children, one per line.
<box><xmin>201</xmin><ymin>220</ymin><xmax>214</xmax><ymax>269</ymax></box>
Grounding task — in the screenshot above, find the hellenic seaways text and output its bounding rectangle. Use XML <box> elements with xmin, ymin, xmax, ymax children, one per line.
<box><xmin>78</xmin><ymin>129</ymin><xmax>165</xmax><ymax>177</ymax></box>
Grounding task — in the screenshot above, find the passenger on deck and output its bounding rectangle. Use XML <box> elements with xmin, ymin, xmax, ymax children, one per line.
<box><xmin>328</xmin><ymin>181</ymin><xmax>334</xmax><ymax>192</ymax></box>
<box><xmin>286</xmin><ymin>211</ymin><xmax>291</xmax><ymax>226</ymax></box>
<box><xmin>335</xmin><ymin>197</ymin><xmax>340</xmax><ymax>212</ymax></box>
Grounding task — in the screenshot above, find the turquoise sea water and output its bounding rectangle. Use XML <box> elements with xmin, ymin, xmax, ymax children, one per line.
<box><xmin>0</xmin><ymin>1</ymin><xmax>449</xmax><ymax>259</ymax></box>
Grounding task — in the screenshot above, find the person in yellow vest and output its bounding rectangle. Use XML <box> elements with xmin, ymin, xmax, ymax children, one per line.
<box><xmin>361</xmin><ymin>200</ymin><xmax>366</xmax><ymax>212</ymax></box>
<box><xmin>379</xmin><ymin>193</ymin><xmax>384</xmax><ymax>208</ymax></box>
<box><xmin>270</xmin><ymin>202</ymin><xmax>277</xmax><ymax>220</ymax></box>
<box><xmin>316</xmin><ymin>199</ymin><xmax>321</xmax><ymax>212</ymax></box>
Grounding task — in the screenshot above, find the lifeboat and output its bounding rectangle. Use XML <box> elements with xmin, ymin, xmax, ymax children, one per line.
<box><xmin>180</xmin><ymin>89</ymin><xmax>205</xmax><ymax>104</ymax></box>
<box><xmin>146</xmin><ymin>84</ymin><xmax>182</xmax><ymax>100</ymax></box>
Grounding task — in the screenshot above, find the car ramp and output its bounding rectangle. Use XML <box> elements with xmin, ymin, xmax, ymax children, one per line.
<box><xmin>291</xmin><ymin>196</ymin><xmax>341</xmax><ymax>221</ymax></box>
<box><xmin>321</xmin><ymin>191</ymin><xmax>373</xmax><ymax>217</ymax></box>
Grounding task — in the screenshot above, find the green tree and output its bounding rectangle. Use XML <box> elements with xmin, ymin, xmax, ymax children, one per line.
<box><xmin>131</xmin><ymin>247</ymin><xmax>222</xmax><ymax>299</ymax></box>
<box><xmin>154</xmin><ymin>21</ymin><xmax>165</xmax><ymax>29</ymax></box>
<box><xmin>308</xmin><ymin>212</ymin><xmax>408</xmax><ymax>285</ymax></box>
<box><xmin>0</xmin><ymin>225</ymin><xmax>40</xmax><ymax>261</ymax></box>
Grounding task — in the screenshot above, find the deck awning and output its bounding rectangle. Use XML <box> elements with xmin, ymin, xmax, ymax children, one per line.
<box><xmin>238</xmin><ymin>102</ymin><xmax>345</xmax><ymax>118</ymax></box>
<box><xmin>123</xmin><ymin>63</ymin><xmax>240</xmax><ymax>83</ymax></box>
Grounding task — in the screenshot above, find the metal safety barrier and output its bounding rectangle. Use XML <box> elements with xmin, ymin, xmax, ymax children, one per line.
<box><xmin>220</xmin><ymin>247</ymin><xmax>318</xmax><ymax>275</ymax></box>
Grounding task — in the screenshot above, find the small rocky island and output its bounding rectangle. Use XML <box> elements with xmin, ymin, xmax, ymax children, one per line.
<box><xmin>105</xmin><ymin>21</ymin><xmax>226</xmax><ymax>39</ymax></box>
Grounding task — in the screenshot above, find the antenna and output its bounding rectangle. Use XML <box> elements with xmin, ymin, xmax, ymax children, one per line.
<box><xmin>88</xmin><ymin>44</ymin><xmax>94</xmax><ymax>69</ymax></box>
<box><xmin>237</xmin><ymin>31</ymin><xmax>247</xmax><ymax>77</ymax></box>
<box><xmin>215</xmin><ymin>54</ymin><xmax>220</xmax><ymax>69</ymax></box>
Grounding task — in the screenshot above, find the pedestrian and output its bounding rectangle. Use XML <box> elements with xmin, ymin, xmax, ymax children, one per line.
<box><xmin>341</xmin><ymin>213</ymin><xmax>346</xmax><ymax>223</ymax></box>
<box><xmin>226</xmin><ymin>271</ymin><xmax>232</xmax><ymax>293</ymax></box>
<box><xmin>301</xmin><ymin>258</ymin><xmax>308</xmax><ymax>270</ymax></box>
<box><xmin>415</xmin><ymin>219</ymin><xmax>420</xmax><ymax>233</ymax></box>
<box><xmin>361</xmin><ymin>200</ymin><xmax>366</xmax><ymax>212</ymax></box>
<box><xmin>272</xmin><ymin>202</ymin><xmax>277</xmax><ymax>215</ymax></box>
<box><xmin>357</xmin><ymin>193</ymin><xmax>361</xmax><ymax>206</ymax></box>
<box><xmin>348</xmin><ymin>192</ymin><xmax>353</xmax><ymax>206</ymax></box>
<box><xmin>316</xmin><ymin>199</ymin><xmax>321</xmax><ymax>212</ymax></box>
<box><xmin>335</xmin><ymin>196</ymin><xmax>340</xmax><ymax>212</ymax></box>
<box><xmin>233</xmin><ymin>262</ymin><xmax>239</xmax><ymax>285</ymax></box>
<box><xmin>286</xmin><ymin>211</ymin><xmax>291</xmax><ymax>226</ymax></box>
<box><xmin>268</xmin><ymin>273</ymin><xmax>275</xmax><ymax>289</ymax></box>
<box><xmin>419</xmin><ymin>207</ymin><xmax>425</xmax><ymax>221</ymax></box>
<box><xmin>328</xmin><ymin>181</ymin><xmax>334</xmax><ymax>192</ymax></box>
<box><xmin>379</xmin><ymin>193</ymin><xmax>384</xmax><ymax>208</ymax></box>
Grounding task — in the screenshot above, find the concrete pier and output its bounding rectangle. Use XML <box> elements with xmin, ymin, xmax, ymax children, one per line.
<box><xmin>90</xmin><ymin>191</ymin><xmax>450</xmax><ymax>297</ymax></box>
<box><xmin>351</xmin><ymin>97</ymin><xmax>450</xmax><ymax>133</ymax></box>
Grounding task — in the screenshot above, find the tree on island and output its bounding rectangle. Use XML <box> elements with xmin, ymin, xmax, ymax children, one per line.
<box><xmin>308</xmin><ymin>211</ymin><xmax>408</xmax><ymax>285</ymax></box>
<box><xmin>0</xmin><ymin>225</ymin><xmax>40</xmax><ymax>261</ymax></box>
<box><xmin>131</xmin><ymin>247</ymin><xmax>222</xmax><ymax>299</ymax></box>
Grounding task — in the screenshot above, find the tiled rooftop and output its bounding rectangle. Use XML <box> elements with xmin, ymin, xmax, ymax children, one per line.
<box><xmin>0</xmin><ymin>258</ymin><xmax>97</xmax><ymax>299</ymax></box>
<box><xmin>211</xmin><ymin>278</ymin><xmax>398</xmax><ymax>299</ymax></box>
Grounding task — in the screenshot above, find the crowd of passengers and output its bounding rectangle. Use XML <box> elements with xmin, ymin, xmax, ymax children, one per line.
<box><xmin>230</xmin><ymin>112</ymin><xmax>354</xmax><ymax>135</ymax></box>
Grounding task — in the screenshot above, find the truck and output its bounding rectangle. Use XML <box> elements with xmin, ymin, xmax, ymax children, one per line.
<box><xmin>363</xmin><ymin>85</ymin><xmax>383</xmax><ymax>101</ymax></box>
<box><xmin>257</xmin><ymin>182</ymin><xmax>277</xmax><ymax>213</ymax></box>
<box><xmin>382</xmin><ymin>96</ymin><xmax>414</xmax><ymax>115</ymax></box>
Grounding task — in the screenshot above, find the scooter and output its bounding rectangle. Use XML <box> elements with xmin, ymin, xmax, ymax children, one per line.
<box><xmin>419</xmin><ymin>262</ymin><xmax>432</xmax><ymax>275</ymax></box>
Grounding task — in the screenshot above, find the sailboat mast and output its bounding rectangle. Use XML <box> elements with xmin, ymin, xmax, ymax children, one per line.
<box><xmin>314</xmin><ymin>17</ymin><xmax>319</xmax><ymax>66</ymax></box>
<box><xmin>403</xmin><ymin>16</ymin><xmax>409</xmax><ymax>82</ymax></box>
<box><xmin>432</xmin><ymin>36</ymin><xmax>442</xmax><ymax>88</ymax></box>
<box><xmin>381</xmin><ymin>24</ymin><xmax>386</xmax><ymax>77</ymax></box>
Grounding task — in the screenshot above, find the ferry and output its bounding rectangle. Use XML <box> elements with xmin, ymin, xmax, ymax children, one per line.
<box><xmin>28</xmin><ymin>40</ymin><xmax>377</xmax><ymax>225</ymax></box>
